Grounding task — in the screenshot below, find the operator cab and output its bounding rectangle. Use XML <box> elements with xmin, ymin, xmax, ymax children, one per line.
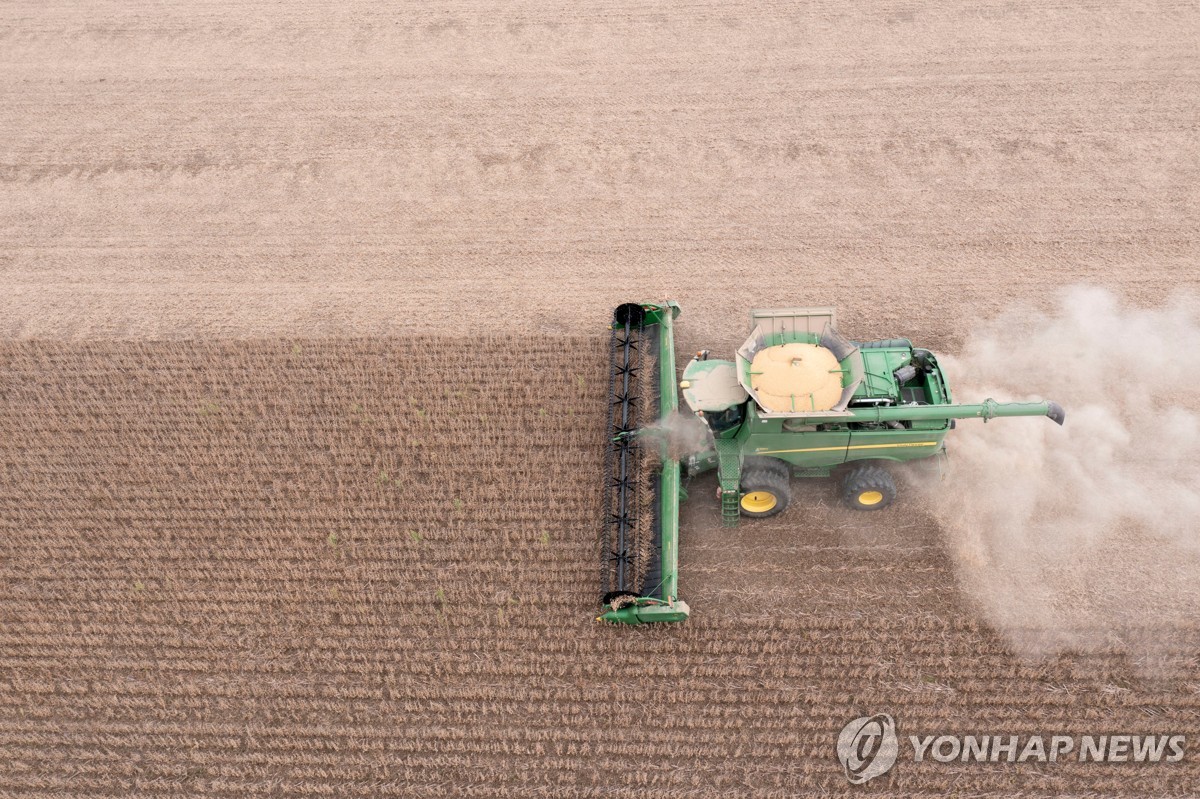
<box><xmin>679</xmin><ymin>351</ymin><xmax>748</xmax><ymax>436</ymax></box>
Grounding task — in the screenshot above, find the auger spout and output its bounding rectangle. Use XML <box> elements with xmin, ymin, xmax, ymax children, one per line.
<box><xmin>826</xmin><ymin>398</ymin><xmax>1067</xmax><ymax>426</ymax></box>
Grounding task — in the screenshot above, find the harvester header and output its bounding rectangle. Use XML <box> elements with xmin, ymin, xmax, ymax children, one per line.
<box><xmin>600</xmin><ymin>302</ymin><xmax>689</xmax><ymax>624</ymax></box>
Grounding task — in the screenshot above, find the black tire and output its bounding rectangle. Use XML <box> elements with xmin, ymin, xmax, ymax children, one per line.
<box><xmin>742</xmin><ymin>456</ymin><xmax>789</xmax><ymax>480</ymax></box>
<box><xmin>739</xmin><ymin>466</ymin><xmax>791</xmax><ymax>518</ymax></box>
<box><xmin>842</xmin><ymin>464</ymin><xmax>897</xmax><ymax>511</ymax></box>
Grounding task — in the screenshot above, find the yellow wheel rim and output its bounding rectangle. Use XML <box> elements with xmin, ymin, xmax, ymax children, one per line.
<box><xmin>740</xmin><ymin>491</ymin><xmax>778</xmax><ymax>513</ymax></box>
<box><xmin>858</xmin><ymin>490</ymin><xmax>884</xmax><ymax>506</ymax></box>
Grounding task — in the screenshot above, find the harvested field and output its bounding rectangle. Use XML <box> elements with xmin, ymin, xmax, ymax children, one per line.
<box><xmin>1</xmin><ymin>1</ymin><xmax>1197</xmax><ymax>348</ymax></box>
<box><xmin>2</xmin><ymin>338</ymin><xmax>1199</xmax><ymax>796</ymax></box>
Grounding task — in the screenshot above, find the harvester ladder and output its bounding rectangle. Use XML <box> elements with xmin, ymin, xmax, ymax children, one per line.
<box><xmin>715</xmin><ymin>439</ymin><xmax>741</xmax><ymax>527</ymax></box>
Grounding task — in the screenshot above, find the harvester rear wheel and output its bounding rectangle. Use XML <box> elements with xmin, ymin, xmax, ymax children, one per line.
<box><xmin>739</xmin><ymin>467</ymin><xmax>790</xmax><ymax>518</ymax></box>
<box><xmin>842</xmin><ymin>464</ymin><xmax>896</xmax><ymax>511</ymax></box>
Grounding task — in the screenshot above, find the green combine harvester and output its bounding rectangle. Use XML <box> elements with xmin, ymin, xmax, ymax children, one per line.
<box><xmin>599</xmin><ymin>301</ymin><xmax>1066</xmax><ymax>625</ymax></box>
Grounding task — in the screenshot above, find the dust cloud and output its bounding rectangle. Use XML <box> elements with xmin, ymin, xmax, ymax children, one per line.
<box><xmin>924</xmin><ymin>286</ymin><xmax>1200</xmax><ymax>665</ymax></box>
<box><xmin>639</xmin><ymin>410</ymin><xmax>715</xmax><ymax>462</ymax></box>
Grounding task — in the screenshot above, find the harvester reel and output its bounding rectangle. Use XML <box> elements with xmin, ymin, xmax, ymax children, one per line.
<box><xmin>612</xmin><ymin>302</ymin><xmax>646</xmax><ymax>328</ymax></box>
<box><xmin>601</xmin><ymin>591</ymin><xmax>639</xmax><ymax>610</ymax></box>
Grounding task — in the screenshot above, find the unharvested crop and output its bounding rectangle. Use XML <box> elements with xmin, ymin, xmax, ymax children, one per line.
<box><xmin>2</xmin><ymin>337</ymin><xmax>1198</xmax><ymax>797</ymax></box>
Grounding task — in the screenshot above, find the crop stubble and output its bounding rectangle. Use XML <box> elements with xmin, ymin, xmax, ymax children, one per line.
<box><xmin>1</xmin><ymin>337</ymin><xmax>1198</xmax><ymax>797</ymax></box>
<box><xmin>1</xmin><ymin>2</ymin><xmax>1197</xmax><ymax>346</ymax></box>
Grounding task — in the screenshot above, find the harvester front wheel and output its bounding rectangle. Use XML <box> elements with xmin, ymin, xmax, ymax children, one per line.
<box><xmin>739</xmin><ymin>467</ymin><xmax>790</xmax><ymax>518</ymax></box>
<box><xmin>842</xmin><ymin>465</ymin><xmax>896</xmax><ymax>511</ymax></box>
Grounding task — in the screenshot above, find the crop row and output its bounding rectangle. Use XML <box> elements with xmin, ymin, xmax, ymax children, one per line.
<box><xmin>3</xmin><ymin>338</ymin><xmax>1199</xmax><ymax>796</ymax></box>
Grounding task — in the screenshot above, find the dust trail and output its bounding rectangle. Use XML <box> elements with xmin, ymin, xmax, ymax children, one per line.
<box><xmin>637</xmin><ymin>410</ymin><xmax>714</xmax><ymax>461</ymax></box>
<box><xmin>923</xmin><ymin>286</ymin><xmax>1200</xmax><ymax>665</ymax></box>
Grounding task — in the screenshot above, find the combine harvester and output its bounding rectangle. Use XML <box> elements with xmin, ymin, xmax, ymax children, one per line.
<box><xmin>600</xmin><ymin>301</ymin><xmax>1066</xmax><ymax>624</ymax></box>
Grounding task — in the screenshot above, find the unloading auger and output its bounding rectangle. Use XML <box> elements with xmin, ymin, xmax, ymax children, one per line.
<box><xmin>597</xmin><ymin>302</ymin><xmax>1065</xmax><ymax>625</ymax></box>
